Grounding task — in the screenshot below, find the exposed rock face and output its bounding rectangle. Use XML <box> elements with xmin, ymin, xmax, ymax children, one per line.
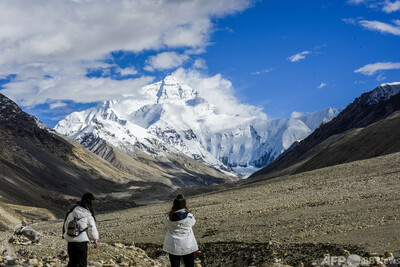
<box><xmin>251</xmin><ymin>82</ymin><xmax>400</xmax><ymax>179</ymax></box>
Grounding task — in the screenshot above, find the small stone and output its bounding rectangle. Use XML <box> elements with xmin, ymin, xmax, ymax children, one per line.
<box><xmin>88</xmin><ymin>260</ymin><xmax>102</xmax><ymax>267</ymax></box>
<box><xmin>29</xmin><ymin>258</ymin><xmax>39</xmax><ymax>265</ymax></box>
<box><xmin>114</xmin><ymin>243</ymin><xmax>125</xmax><ymax>249</ymax></box>
<box><xmin>57</xmin><ymin>250</ymin><xmax>67</xmax><ymax>260</ymax></box>
<box><xmin>341</xmin><ymin>249</ymin><xmax>351</xmax><ymax>256</ymax></box>
<box><xmin>116</xmin><ymin>255</ymin><xmax>123</xmax><ymax>264</ymax></box>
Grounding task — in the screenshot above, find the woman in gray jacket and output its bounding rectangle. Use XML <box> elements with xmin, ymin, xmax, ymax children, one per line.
<box><xmin>63</xmin><ymin>193</ymin><xmax>99</xmax><ymax>267</ymax></box>
<box><xmin>163</xmin><ymin>194</ymin><xmax>198</xmax><ymax>267</ymax></box>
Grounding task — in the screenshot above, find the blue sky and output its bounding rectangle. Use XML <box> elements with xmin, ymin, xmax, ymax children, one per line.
<box><xmin>0</xmin><ymin>0</ymin><xmax>399</xmax><ymax>127</ymax></box>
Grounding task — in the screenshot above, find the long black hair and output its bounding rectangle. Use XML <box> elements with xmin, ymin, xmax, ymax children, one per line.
<box><xmin>168</xmin><ymin>193</ymin><xmax>190</xmax><ymax>220</ymax></box>
<box><xmin>80</xmin><ymin>192</ymin><xmax>95</xmax><ymax>220</ymax></box>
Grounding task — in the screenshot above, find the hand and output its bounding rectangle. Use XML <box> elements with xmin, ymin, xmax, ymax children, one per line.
<box><xmin>93</xmin><ymin>240</ymin><xmax>98</xmax><ymax>249</ymax></box>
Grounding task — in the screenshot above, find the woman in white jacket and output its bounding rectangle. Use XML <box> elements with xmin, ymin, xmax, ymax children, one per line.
<box><xmin>63</xmin><ymin>193</ymin><xmax>99</xmax><ymax>267</ymax></box>
<box><xmin>163</xmin><ymin>194</ymin><xmax>198</xmax><ymax>267</ymax></box>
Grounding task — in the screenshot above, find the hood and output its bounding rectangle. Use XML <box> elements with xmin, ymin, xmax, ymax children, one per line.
<box><xmin>171</xmin><ymin>209</ymin><xmax>189</xmax><ymax>221</ymax></box>
<box><xmin>72</xmin><ymin>206</ymin><xmax>92</xmax><ymax>219</ymax></box>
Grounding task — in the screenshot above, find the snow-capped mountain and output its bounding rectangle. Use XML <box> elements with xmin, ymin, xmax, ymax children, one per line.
<box><xmin>359</xmin><ymin>82</ymin><xmax>400</xmax><ymax>105</ymax></box>
<box><xmin>55</xmin><ymin>76</ymin><xmax>340</xmax><ymax>176</ymax></box>
<box><xmin>252</xmin><ymin>82</ymin><xmax>400</xmax><ymax>179</ymax></box>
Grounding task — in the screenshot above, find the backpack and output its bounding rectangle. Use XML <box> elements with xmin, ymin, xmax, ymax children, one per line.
<box><xmin>62</xmin><ymin>205</ymin><xmax>87</xmax><ymax>238</ymax></box>
<box><xmin>66</xmin><ymin>217</ymin><xmax>87</xmax><ymax>237</ymax></box>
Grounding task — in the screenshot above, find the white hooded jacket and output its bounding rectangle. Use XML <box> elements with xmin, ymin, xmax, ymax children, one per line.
<box><xmin>162</xmin><ymin>209</ymin><xmax>198</xmax><ymax>256</ymax></box>
<box><xmin>63</xmin><ymin>206</ymin><xmax>99</xmax><ymax>242</ymax></box>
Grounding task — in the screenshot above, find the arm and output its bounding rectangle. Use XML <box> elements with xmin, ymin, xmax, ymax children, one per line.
<box><xmin>163</xmin><ymin>214</ymin><xmax>169</xmax><ymax>226</ymax></box>
<box><xmin>86</xmin><ymin>216</ymin><xmax>99</xmax><ymax>241</ymax></box>
<box><xmin>186</xmin><ymin>213</ymin><xmax>196</xmax><ymax>228</ymax></box>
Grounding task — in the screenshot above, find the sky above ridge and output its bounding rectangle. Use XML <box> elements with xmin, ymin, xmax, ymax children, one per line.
<box><xmin>0</xmin><ymin>0</ymin><xmax>399</xmax><ymax>127</ymax></box>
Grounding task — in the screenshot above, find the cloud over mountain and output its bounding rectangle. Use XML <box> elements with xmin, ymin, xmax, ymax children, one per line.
<box><xmin>0</xmin><ymin>0</ymin><xmax>252</xmax><ymax>121</ymax></box>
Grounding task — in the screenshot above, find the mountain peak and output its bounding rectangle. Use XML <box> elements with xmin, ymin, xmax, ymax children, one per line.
<box><xmin>365</xmin><ymin>82</ymin><xmax>400</xmax><ymax>105</ymax></box>
<box><xmin>155</xmin><ymin>76</ymin><xmax>198</xmax><ymax>103</ymax></box>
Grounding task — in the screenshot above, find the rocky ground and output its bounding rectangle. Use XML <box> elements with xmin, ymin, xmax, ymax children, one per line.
<box><xmin>1</xmin><ymin>152</ymin><xmax>400</xmax><ymax>266</ymax></box>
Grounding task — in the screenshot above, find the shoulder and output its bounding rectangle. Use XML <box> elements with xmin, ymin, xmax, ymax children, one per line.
<box><xmin>74</xmin><ymin>206</ymin><xmax>92</xmax><ymax>218</ymax></box>
<box><xmin>187</xmin><ymin>213</ymin><xmax>195</xmax><ymax>220</ymax></box>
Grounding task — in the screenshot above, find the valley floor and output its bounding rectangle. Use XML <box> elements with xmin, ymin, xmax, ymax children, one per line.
<box><xmin>1</xmin><ymin>152</ymin><xmax>400</xmax><ymax>265</ymax></box>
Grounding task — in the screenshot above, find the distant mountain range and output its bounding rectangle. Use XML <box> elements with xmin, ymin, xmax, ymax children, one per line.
<box><xmin>0</xmin><ymin>93</ymin><xmax>234</xmax><ymax>229</ymax></box>
<box><xmin>251</xmin><ymin>82</ymin><xmax>400</xmax><ymax>180</ymax></box>
<box><xmin>1</xmin><ymin>78</ymin><xmax>399</xmax><ymax>230</ymax></box>
<box><xmin>55</xmin><ymin>76</ymin><xmax>340</xmax><ymax>177</ymax></box>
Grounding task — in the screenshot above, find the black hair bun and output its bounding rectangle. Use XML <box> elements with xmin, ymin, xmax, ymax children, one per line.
<box><xmin>176</xmin><ymin>194</ymin><xmax>184</xmax><ymax>200</ymax></box>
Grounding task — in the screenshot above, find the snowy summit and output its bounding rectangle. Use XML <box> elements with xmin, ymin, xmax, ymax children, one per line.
<box><xmin>55</xmin><ymin>76</ymin><xmax>340</xmax><ymax>177</ymax></box>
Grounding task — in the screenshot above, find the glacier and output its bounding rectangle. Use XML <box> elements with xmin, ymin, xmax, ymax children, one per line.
<box><xmin>55</xmin><ymin>76</ymin><xmax>340</xmax><ymax>177</ymax></box>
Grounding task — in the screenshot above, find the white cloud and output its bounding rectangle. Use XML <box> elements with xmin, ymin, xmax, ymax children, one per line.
<box><xmin>117</xmin><ymin>66</ymin><xmax>138</xmax><ymax>76</ymax></box>
<box><xmin>382</xmin><ymin>0</ymin><xmax>400</xmax><ymax>12</ymax></box>
<box><xmin>376</xmin><ymin>73</ymin><xmax>387</xmax><ymax>81</ymax></box>
<box><xmin>355</xmin><ymin>80</ymin><xmax>368</xmax><ymax>84</ymax></box>
<box><xmin>348</xmin><ymin>0</ymin><xmax>368</xmax><ymax>3</ymax></box>
<box><xmin>193</xmin><ymin>58</ymin><xmax>208</xmax><ymax>69</ymax></box>
<box><xmin>342</xmin><ymin>18</ymin><xmax>358</xmax><ymax>25</ymax></box>
<box><xmin>251</xmin><ymin>68</ymin><xmax>274</xmax><ymax>75</ymax></box>
<box><xmin>347</xmin><ymin>0</ymin><xmax>400</xmax><ymax>12</ymax></box>
<box><xmin>0</xmin><ymin>0</ymin><xmax>250</xmax><ymax>65</ymax></box>
<box><xmin>318</xmin><ymin>82</ymin><xmax>327</xmax><ymax>89</ymax></box>
<box><xmin>0</xmin><ymin>0</ymin><xmax>251</xmax><ymax>110</ymax></box>
<box><xmin>290</xmin><ymin>111</ymin><xmax>304</xmax><ymax>119</ymax></box>
<box><xmin>144</xmin><ymin>52</ymin><xmax>190</xmax><ymax>72</ymax></box>
<box><xmin>287</xmin><ymin>51</ymin><xmax>311</xmax><ymax>62</ymax></box>
<box><xmin>49</xmin><ymin>101</ymin><xmax>68</xmax><ymax>109</ymax></box>
<box><xmin>358</xmin><ymin>20</ymin><xmax>400</xmax><ymax>36</ymax></box>
<box><xmin>354</xmin><ymin>62</ymin><xmax>400</xmax><ymax>75</ymax></box>
<box><xmin>1</xmin><ymin>61</ymin><xmax>154</xmax><ymax>106</ymax></box>
<box><xmin>171</xmin><ymin>68</ymin><xmax>267</xmax><ymax>119</ymax></box>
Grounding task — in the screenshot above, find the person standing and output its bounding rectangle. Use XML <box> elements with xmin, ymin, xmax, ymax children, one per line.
<box><xmin>63</xmin><ymin>193</ymin><xmax>99</xmax><ymax>267</ymax></box>
<box><xmin>163</xmin><ymin>194</ymin><xmax>198</xmax><ymax>267</ymax></box>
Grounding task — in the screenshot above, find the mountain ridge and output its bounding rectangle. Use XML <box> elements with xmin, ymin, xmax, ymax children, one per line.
<box><xmin>251</xmin><ymin>82</ymin><xmax>400</xmax><ymax>179</ymax></box>
<box><xmin>0</xmin><ymin>93</ymin><xmax>235</xmax><ymax>229</ymax></box>
<box><xmin>55</xmin><ymin>76</ymin><xmax>340</xmax><ymax>176</ymax></box>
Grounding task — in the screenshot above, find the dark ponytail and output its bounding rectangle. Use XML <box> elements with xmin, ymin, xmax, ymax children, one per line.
<box><xmin>80</xmin><ymin>192</ymin><xmax>96</xmax><ymax>220</ymax></box>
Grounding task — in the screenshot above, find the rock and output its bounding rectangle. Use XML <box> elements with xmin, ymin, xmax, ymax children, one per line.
<box><xmin>88</xmin><ymin>260</ymin><xmax>102</xmax><ymax>267</ymax></box>
<box><xmin>0</xmin><ymin>240</ymin><xmax>17</xmax><ymax>258</ymax></box>
<box><xmin>116</xmin><ymin>255</ymin><xmax>124</xmax><ymax>264</ymax></box>
<box><xmin>340</xmin><ymin>249</ymin><xmax>351</xmax><ymax>256</ymax></box>
<box><xmin>14</xmin><ymin>227</ymin><xmax>41</xmax><ymax>243</ymax></box>
<box><xmin>5</xmin><ymin>256</ymin><xmax>17</xmax><ymax>266</ymax></box>
<box><xmin>28</xmin><ymin>258</ymin><xmax>39</xmax><ymax>265</ymax></box>
<box><xmin>57</xmin><ymin>250</ymin><xmax>67</xmax><ymax>260</ymax></box>
<box><xmin>157</xmin><ymin>255</ymin><xmax>169</xmax><ymax>266</ymax></box>
<box><xmin>384</xmin><ymin>252</ymin><xmax>393</xmax><ymax>258</ymax></box>
<box><xmin>114</xmin><ymin>243</ymin><xmax>125</xmax><ymax>249</ymax></box>
<box><xmin>383</xmin><ymin>251</ymin><xmax>394</xmax><ymax>263</ymax></box>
